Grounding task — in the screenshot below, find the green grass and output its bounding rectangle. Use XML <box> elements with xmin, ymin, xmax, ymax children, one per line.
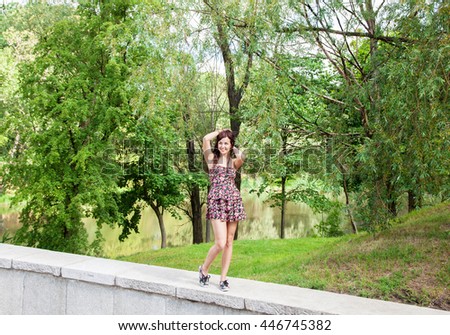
<box><xmin>118</xmin><ymin>202</ymin><xmax>450</xmax><ymax>311</ymax></box>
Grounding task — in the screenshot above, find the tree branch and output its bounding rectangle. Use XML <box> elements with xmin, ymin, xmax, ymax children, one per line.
<box><xmin>280</xmin><ymin>24</ymin><xmax>414</xmax><ymax>44</ymax></box>
<box><xmin>254</xmin><ymin>50</ymin><xmax>345</xmax><ymax>106</ymax></box>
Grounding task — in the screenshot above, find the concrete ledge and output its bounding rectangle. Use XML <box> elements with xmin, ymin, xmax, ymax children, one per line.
<box><xmin>0</xmin><ymin>243</ymin><xmax>448</xmax><ymax>315</ymax></box>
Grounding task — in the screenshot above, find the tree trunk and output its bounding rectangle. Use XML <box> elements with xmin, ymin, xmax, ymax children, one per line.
<box><xmin>151</xmin><ymin>203</ymin><xmax>166</xmax><ymax>249</ymax></box>
<box><xmin>157</xmin><ymin>211</ymin><xmax>166</xmax><ymax>249</ymax></box>
<box><xmin>186</xmin><ymin>138</ymin><xmax>203</xmax><ymax>244</ymax></box>
<box><xmin>280</xmin><ymin>175</ymin><xmax>287</xmax><ymax>239</ymax></box>
<box><xmin>386</xmin><ymin>188</ymin><xmax>397</xmax><ymax>217</ymax></box>
<box><xmin>190</xmin><ymin>184</ymin><xmax>203</xmax><ymax>244</ymax></box>
<box><xmin>280</xmin><ymin>131</ymin><xmax>288</xmax><ymax>239</ymax></box>
<box><xmin>388</xmin><ymin>200</ymin><xmax>397</xmax><ymax>217</ymax></box>
<box><xmin>343</xmin><ymin>174</ymin><xmax>357</xmax><ymax>234</ymax></box>
<box><xmin>335</xmin><ymin>158</ymin><xmax>357</xmax><ymax>234</ymax></box>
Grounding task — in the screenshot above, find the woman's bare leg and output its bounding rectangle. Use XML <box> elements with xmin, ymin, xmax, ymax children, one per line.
<box><xmin>201</xmin><ymin>219</ymin><xmax>227</xmax><ymax>275</ymax></box>
<box><xmin>220</xmin><ymin>221</ymin><xmax>238</xmax><ymax>281</ymax></box>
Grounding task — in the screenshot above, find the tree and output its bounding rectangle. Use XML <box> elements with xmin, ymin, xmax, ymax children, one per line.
<box><xmin>117</xmin><ymin>125</ymin><xmax>185</xmax><ymax>249</ymax></box>
<box><xmin>115</xmin><ymin>1</ymin><xmax>201</xmax><ymax>248</ymax></box>
<box><xmin>243</xmin><ymin>54</ymin><xmax>338</xmax><ymax>238</ymax></box>
<box><xmin>278</xmin><ymin>0</ymin><xmax>449</xmax><ymax>230</ymax></box>
<box><xmin>1</xmin><ymin>2</ymin><xmax>74</xmax><ymax>163</ymax></box>
<box><xmin>2</xmin><ymin>1</ymin><xmax>136</xmax><ymax>254</ymax></box>
<box><xmin>372</xmin><ymin>0</ymin><xmax>450</xmax><ymax>210</ymax></box>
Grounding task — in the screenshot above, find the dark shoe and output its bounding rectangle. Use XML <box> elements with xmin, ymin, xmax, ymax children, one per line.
<box><xmin>198</xmin><ymin>266</ymin><xmax>210</xmax><ymax>287</ymax></box>
<box><xmin>219</xmin><ymin>280</ymin><xmax>230</xmax><ymax>292</ymax></box>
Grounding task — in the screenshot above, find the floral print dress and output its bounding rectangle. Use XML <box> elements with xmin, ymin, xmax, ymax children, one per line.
<box><xmin>206</xmin><ymin>165</ymin><xmax>246</xmax><ymax>222</ymax></box>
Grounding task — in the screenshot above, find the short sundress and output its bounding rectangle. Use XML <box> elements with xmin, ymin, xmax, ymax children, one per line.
<box><xmin>206</xmin><ymin>165</ymin><xmax>246</xmax><ymax>222</ymax></box>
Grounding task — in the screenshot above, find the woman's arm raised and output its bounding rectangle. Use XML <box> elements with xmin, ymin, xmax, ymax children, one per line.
<box><xmin>233</xmin><ymin>146</ymin><xmax>245</xmax><ymax>170</ymax></box>
<box><xmin>203</xmin><ymin>130</ymin><xmax>220</xmax><ymax>166</ymax></box>
<box><xmin>202</xmin><ymin>130</ymin><xmax>219</xmax><ymax>151</ymax></box>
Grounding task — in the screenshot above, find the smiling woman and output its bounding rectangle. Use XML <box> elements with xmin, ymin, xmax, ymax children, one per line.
<box><xmin>199</xmin><ymin>129</ymin><xmax>247</xmax><ymax>292</ymax></box>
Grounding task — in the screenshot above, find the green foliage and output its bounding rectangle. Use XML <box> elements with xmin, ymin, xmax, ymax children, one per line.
<box><xmin>2</xmin><ymin>1</ymin><xmax>138</xmax><ymax>254</ymax></box>
<box><xmin>351</xmin><ymin>1</ymin><xmax>449</xmax><ymax>229</ymax></box>
<box><xmin>278</xmin><ymin>0</ymin><xmax>450</xmax><ymax>232</ymax></box>
<box><xmin>316</xmin><ymin>202</ymin><xmax>344</xmax><ymax>237</ymax></box>
<box><xmin>117</xmin><ymin>122</ymin><xmax>187</xmax><ymax>243</ymax></box>
<box><xmin>2</xmin><ymin>0</ymin><xmax>449</xmax><ymax>254</ymax></box>
<box><xmin>241</xmin><ymin>48</ymin><xmax>340</xmax><ymax>236</ymax></box>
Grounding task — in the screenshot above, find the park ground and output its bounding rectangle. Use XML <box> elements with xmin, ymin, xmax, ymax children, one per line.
<box><xmin>119</xmin><ymin>202</ymin><xmax>450</xmax><ymax>311</ymax></box>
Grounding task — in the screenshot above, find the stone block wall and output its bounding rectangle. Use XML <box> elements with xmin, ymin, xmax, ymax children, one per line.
<box><xmin>0</xmin><ymin>244</ymin><xmax>447</xmax><ymax>315</ymax></box>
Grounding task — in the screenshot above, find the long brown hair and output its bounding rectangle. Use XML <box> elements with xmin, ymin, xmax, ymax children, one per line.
<box><xmin>213</xmin><ymin>129</ymin><xmax>235</xmax><ymax>166</ymax></box>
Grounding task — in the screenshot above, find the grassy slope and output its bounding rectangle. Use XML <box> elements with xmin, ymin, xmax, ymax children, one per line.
<box><xmin>118</xmin><ymin>202</ymin><xmax>450</xmax><ymax>311</ymax></box>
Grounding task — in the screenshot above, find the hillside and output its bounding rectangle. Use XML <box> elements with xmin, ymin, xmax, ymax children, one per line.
<box><xmin>119</xmin><ymin>202</ymin><xmax>450</xmax><ymax>311</ymax></box>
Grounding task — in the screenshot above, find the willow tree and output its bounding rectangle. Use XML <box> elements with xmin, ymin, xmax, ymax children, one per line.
<box><xmin>278</xmin><ymin>0</ymin><xmax>449</xmax><ymax>230</ymax></box>
<box><xmin>373</xmin><ymin>1</ymin><xmax>450</xmax><ymax>210</ymax></box>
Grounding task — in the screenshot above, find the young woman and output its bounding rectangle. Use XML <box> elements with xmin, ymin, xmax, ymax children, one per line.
<box><xmin>199</xmin><ymin>129</ymin><xmax>246</xmax><ymax>292</ymax></box>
